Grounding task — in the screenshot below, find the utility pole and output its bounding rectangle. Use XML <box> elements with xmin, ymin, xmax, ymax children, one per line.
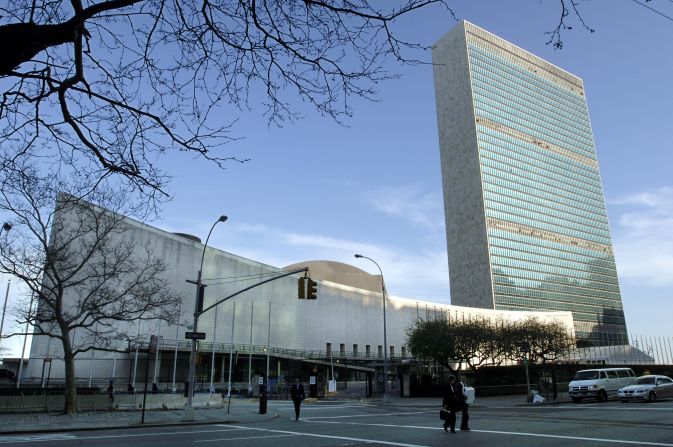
<box><xmin>227</xmin><ymin>302</ymin><xmax>236</xmax><ymax>397</ymax></box>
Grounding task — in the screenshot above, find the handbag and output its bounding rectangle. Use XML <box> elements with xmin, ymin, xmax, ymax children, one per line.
<box><xmin>439</xmin><ymin>409</ymin><xmax>449</xmax><ymax>420</ymax></box>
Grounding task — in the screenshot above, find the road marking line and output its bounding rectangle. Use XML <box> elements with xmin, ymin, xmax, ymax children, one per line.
<box><xmin>274</xmin><ymin>404</ymin><xmax>368</xmax><ymax>411</ymax></box>
<box><xmin>0</xmin><ymin>434</ymin><xmax>77</xmax><ymax>443</ymax></box>
<box><xmin>491</xmin><ymin>405</ymin><xmax>673</xmax><ymax>412</ymax></box>
<box><xmin>474</xmin><ymin>429</ymin><xmax>673</xmax><ymax>446</ymax></box>
<box><xmin>227</xmin><ymin>425</ymin><xmax>429</xmax><ymax>447</ymax></box>
<box><xmin>304</xmin><ymin>410</ymin><xmax>430</xmax><ymax>420</ymax></box>
<box><xmin>0</xmin><ymin>428</ymin><xmax>249</xmax><ymax>444</ymax></box>
<box><xmin>195</xmin><ymin>434</ymin><xmax>298</xmax><ymax>443</ymax></box>
<box><xmin>305</xmin><ymin>420</ymin><xmax>673</xmax><ymax>446</ymax></box>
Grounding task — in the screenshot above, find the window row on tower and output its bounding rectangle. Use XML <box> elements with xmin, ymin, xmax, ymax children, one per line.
<box><xmin>468</xmin><ymin>43</ymin><xmax>589</xmax><ymax>117</ymax></box>
<box><xmin>489</xmin><ymin>245</ymin><xmax>620</xmax><ymax>281</ymax></box>
<box><xmin>471</xmin><ymin>76</ymin><xmax>594</xmax><ymax>149</ymax></box>
<box><xmin>487</xmin><ymin>228</ymin><xmax>615</xmax><ymax>265</ymax></box>
<box><xmin>490</xmin><ymin>254</ymin><xmax>619</xmax><ymax>287</ymax></box>
<box><xmin>484</xmin><ymin>191</ymin><xmax>611</xmax><ymax>241</ymax></box>
<box><xmin>479</xmin><ymin>145</ymin><xmax>606</xmax><ymax>203</ymax></box>
<box><xmin>474</xmin><ymin>102</ymin><xmax>595</xmax><ymax>161</ymax></box>
<box><xmin>478</xmin><ymin>126</ymin><xmax>600</xmax><ymax>184</ymax></box>
<box><xmin>488</xmin><ymin>231</ymin><xmax>617</xmax><ymax>271</ymax></box>
<box><xmin>482</xmin><ymin>172</ymin><xmax>607</xmax><ymax>222</ymax></box>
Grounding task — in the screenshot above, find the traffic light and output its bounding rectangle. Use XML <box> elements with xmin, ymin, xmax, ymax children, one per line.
<box><xmin>197</xmin><ymin>284</ymin><xmax>206</xmax><ymax>312</ymax></box>
<box><xmin>298</xmin><ymin>277</ymin><xmax>306</xmax><ymax>299</ymax></box>
<box><xmin>307</xmin><ymin>278</ymin><xmax>317</xmax><ymax>299</ymax></box>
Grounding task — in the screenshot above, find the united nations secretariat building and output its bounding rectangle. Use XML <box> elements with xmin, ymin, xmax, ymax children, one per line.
<box><xmin>22</xmin><ymin>200</ymin><xmax>573</xmax><ymax>395</ymax></box>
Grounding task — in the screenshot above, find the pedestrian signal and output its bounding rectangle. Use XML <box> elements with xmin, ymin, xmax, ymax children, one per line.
<box><xmin>298</xmin><ymin>277</ymin><xmax>306</xmax><ymax>299</ymax></box>
<box><xmin>197</xmin><ymin>284</ymin><xmax>206</xmax><ymax>312</ymax></box>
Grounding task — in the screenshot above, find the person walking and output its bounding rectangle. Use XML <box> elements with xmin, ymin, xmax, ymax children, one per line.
<box><xmin>455</xmin><ymin>378</ymin><xmax>470</xmax><ymax>431</ymax></box>
<box><xmin>290</xmin><ymin>378</ymin><xmax>305</xmax><ymax>420</ymax></box>
<box><xmin>442</xmin><ymin>375</ymin><xmax>459</xmax><ymax>433</ymax></box>
<box><xmin>107</xmin><ymin>383</ymin><xmax>114</xmax><ymax>405</ymax></box>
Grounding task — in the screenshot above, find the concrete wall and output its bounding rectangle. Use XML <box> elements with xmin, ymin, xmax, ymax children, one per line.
<box><xmin>433</xmin><ymin>21</ymin><xmax>495</xmax><ymax>310</ymax></box>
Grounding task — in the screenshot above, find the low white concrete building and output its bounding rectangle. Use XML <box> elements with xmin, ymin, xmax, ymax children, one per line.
<box><xmin>23</xmin><ymin>201</ymin><xmax>574</xmax><ymax>391</ymax></box>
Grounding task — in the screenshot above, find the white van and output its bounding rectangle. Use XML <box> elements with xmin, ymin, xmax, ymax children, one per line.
<box><xmin>568</xmin><ymin>368</ymin><xmax>636</xmax><ymax>402</ymax></box>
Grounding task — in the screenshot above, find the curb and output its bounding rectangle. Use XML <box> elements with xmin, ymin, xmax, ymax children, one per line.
<box><xmin>0</xmin><ymin>412</ymin><xmax>279</xmax><ymax>436</ymax></box>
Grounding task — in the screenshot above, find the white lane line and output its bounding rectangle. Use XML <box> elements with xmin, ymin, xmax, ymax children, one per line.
<box><xmin>227</xmin><ymin>425</ymin><xmax>429</xmax><ymax>447</ymax></box>
<box><xmin>491</xmin><ymin>405</ymin><xmax>673</xmax><ymax>412</ymax></box>
<box><xmin>0</xmin><ymin>433</ymin><xmax>75</xmax><ymax>444</ymax></box>
<box><xmin>305</xmin><ymin>420</ymin><xmax>673</xmax><ymax>446</ymax></box>
<box><xmin>0</xmin><ymin>428</ymin><xmax>249</xmax><ymax>444</ymax></box>
<box><xmin>195</xmin><ymin>434</ymin><xmax>298</xmax><ymax>443</ymax></box>
<box><xmin>273</xmin><ymin>404</ymin><xmax>368</xmax><ymax>411</ymax></box>
<box><xmin>304</xmin><ymin>410</ymin><xmax>430</xmax><ymax>420</ymax></box>
<box><xmin>474</xmin><ymin>429</ymin><xmax>673</xmax><ymax>446</ymax></box>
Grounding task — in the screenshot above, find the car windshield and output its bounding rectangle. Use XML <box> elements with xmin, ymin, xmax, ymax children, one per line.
<box><xmin>635</xmin><ymin>377</ymin><xmax>656</xmax><ymax>385</ymax></box>
<box><xmin>574</xmin><ymin>371</ymin><xmax>598</xmax><ymax>380</ymax></box>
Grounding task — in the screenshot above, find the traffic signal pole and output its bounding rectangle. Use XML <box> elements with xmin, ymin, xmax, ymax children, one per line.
<box><xmin>184</xmin><ymin>266</ymin><xmax>312</xmax><ymax>421</ymax></box>
<box><xmin>198</xmin><ymin>267</ymin><xmax>310</xmax><ymax>316</ymax></box>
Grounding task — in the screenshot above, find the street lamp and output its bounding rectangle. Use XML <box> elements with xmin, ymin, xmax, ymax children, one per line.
<box><xmin>0</xmin><ymin>223</ymin><xmax>12</xmax><ymax>347</ymax></box>
<box><xmin>354</xmin><ymin>254</ymin><xmax>390</xmax><ymax>401</ymax></box>
<box><xmin>185</xmin><ymin>215</ymin><xmax>227</xmax><ymax>420</ymax></box>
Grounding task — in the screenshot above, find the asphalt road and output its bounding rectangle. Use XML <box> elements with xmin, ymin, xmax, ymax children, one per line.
<box><xmin>1</xmin><ymin>399</ymin><xmax>672</xmax><ymax>446</ymax></box>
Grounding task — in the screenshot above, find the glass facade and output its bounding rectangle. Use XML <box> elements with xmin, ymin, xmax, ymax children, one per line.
<box><xmin>464</xmin><ymin>26</ymin><xmax>628</xmax><ymax>344</ymax></box>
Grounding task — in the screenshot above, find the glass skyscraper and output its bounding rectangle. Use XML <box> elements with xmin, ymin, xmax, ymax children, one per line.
<box><xmin>432</xmin><ymin>21</ymin><xmax>627</xmax><ymax>344</ymax></box>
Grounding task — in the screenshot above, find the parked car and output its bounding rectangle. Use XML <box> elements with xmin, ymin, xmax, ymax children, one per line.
<box><xmin>618</xmin><ymin>375</ymin><xmax>673</xmax><ymax>403</ymax></box>
<box><xmin>568</xmin><ymin>367</ymin><xmax>635</xmax><ymax>403</ymax></box>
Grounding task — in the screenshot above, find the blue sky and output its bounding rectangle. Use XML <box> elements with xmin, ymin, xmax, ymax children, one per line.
<box><xmin>2</xmin><ymin>0</ymin><xmax>672</xmax><ymax>356</ymax></box>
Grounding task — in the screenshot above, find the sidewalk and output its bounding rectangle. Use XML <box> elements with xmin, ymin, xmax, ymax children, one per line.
<box><xmin>0</xmin><ymin>400</ymin><xmax>277</xmax><ymax>435</ymax></box>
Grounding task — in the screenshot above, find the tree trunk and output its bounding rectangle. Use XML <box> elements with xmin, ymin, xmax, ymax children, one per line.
<box><xmin>60</xmin><ymin>329</ymin><xmax>78</xmax><ymax>415</ymax></box>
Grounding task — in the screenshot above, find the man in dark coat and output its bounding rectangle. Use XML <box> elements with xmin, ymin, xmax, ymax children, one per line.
<box><xmin>454</xmin><ymin>379</ymin><xmax>470</xmax><ymax>431</ymax></box>
<box><xmin>442</xmin><ymin>375</ymin><xmax>459</xmax><ymax>433</ymax></box>
<box><xmin>290</xmin><ymin>378</ymin><xmax>305</xmax><ymax>420</ymax></box>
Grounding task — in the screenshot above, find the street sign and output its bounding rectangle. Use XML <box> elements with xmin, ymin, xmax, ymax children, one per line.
<box><xmin>185</xmin><ymin>331</ymin><xmax>207</xmax><ymax>340</ymax></box>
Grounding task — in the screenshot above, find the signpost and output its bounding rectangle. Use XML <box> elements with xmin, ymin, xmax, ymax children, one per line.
<box><xmin>520</xmin><ymin>342</ymin><xmax>531</xmax><ymax>398</ymax></box>
<box><xmin>185</xmin><ymin>332</ymin><xmax>206</xmax><ymax>340</ymax></box>
<box><xmin>141</xmin><ymin>336</ymin><xmax>158</xmax><ymax>424</ymax></box>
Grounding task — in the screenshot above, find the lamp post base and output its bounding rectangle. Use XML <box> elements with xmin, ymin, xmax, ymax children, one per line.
<box><xmin>183</xmin><ymin>405</ymin><xmax>194</xmax><ymax>421</ymax></box>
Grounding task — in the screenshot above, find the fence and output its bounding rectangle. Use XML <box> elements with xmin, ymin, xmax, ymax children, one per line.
<box><xmin>564</xmin><ymin>334</ymin><xmax>673</xmax><ymax>365</ymax></box>
<box><xmin>0</xmin><ymin>390</ymin><xmax>230</xmax><ymax>413</ymax></box>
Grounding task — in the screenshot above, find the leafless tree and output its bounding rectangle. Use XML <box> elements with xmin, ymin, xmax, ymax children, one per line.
<box><xmin>0</xmin><ymin>0</ymin><xmax>460</xmax><ymax>204</ymax></box>
<box><xmin>0</xmin><ymin>165</ymin><xmax>180</xmax><ymax>414</ymax></box>
<box><xmin>0</xmin><ymin>1</ymin><xmax>596</xmax><ymax>206</ymax></box>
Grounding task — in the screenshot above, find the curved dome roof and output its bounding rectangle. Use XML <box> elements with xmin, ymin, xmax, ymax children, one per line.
<box><xmin>283</xmin><ymin>260</ymin><xmax>381</xmax><ymax>293</ymax></box>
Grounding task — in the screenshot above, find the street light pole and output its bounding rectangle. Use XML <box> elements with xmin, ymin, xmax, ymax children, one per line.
<box><xmin>354</xmin><ymin>254</ymin><xmax>390</xmax><ymax>401</ymax></box>
<box><xmin>0</xmin><ymin>223</ymin><xmax>13</xmax><ymax>348</ymax></box>
<box><xmin>185</xmin><ymin>215</ymin><xmax>227</xmax><ymax>421</ymax></box>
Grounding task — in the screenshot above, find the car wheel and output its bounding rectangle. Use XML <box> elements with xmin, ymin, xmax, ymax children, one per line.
<box><xmin>598</xmin><ymin>390</ymin><xmax>608</xmax><ymax>402</ymax></box>
<box><xmin>648</xmin><ymin>391</ymin><xmax>657</xmax><ymax>403</ymax></box>
<box><xmin>572</xmin><ymin>397</ymin><xmax>582</xmax><ymax>403</ymax></box>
